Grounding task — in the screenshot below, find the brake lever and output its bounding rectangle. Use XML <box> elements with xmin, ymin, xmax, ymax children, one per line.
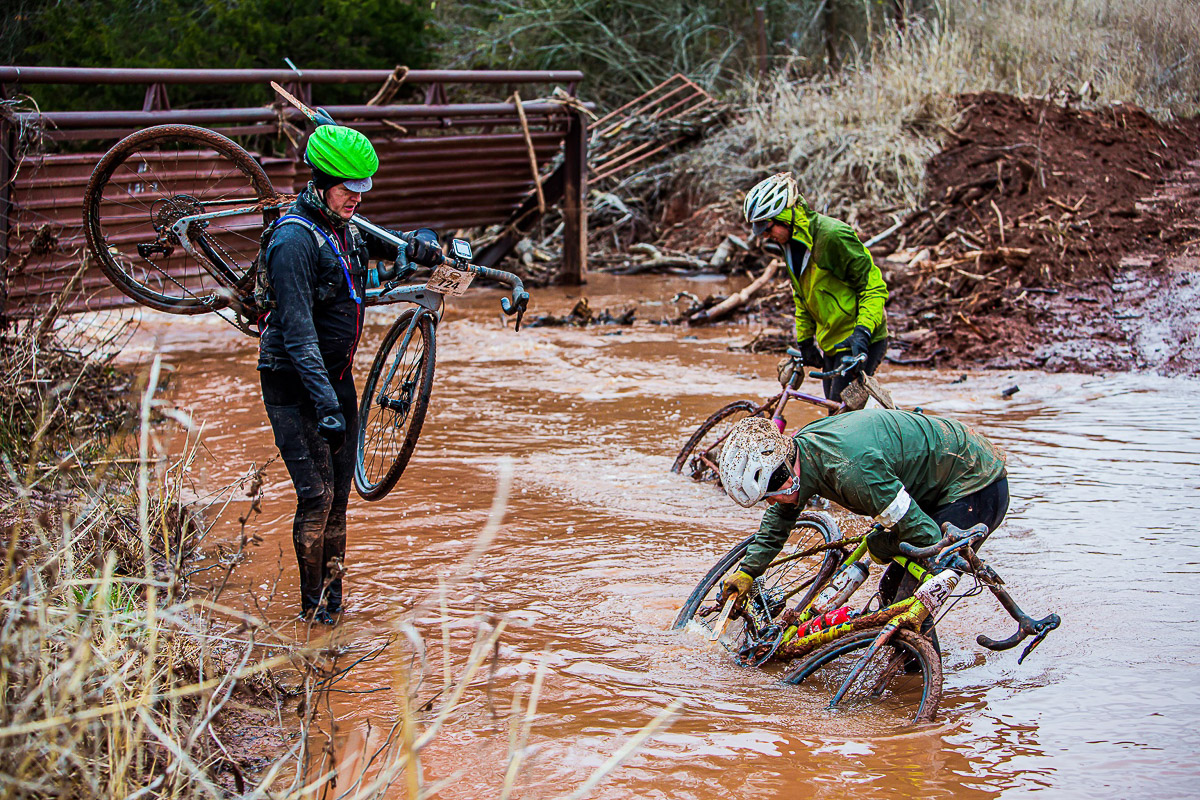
<box><xmin>1018</xmin><ymin>626</ymin><xmax>1052</xmax><ymax>665</ymax></box>
<box><xmin>501</xmin><ymin>289</ymin><xmax>529</xmax><ymax>331</ymax></box>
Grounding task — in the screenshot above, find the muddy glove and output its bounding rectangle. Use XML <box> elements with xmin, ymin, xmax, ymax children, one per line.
<box><xmin>798</xmin><ymin>338</ymin><xmax>823</xmax><ymax>368</ymax></box>
<box><xmin>317</xmin><ymin>411</ymin><xmax>346</xmax><ymax>454</ymax></box>
<box><xmin>776</xmin><ymin>356</ymin><xmax>796</xmax><ymax>386</ymax></box>
<box><xmin>719</xmin><ymin>570</ymin><xmax>755</xmax><ymax>604</ymax></box>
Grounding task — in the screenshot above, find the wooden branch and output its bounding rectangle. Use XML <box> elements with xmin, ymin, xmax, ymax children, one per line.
<box><xmin>689</xmin><ymin>259</ymin><xmax>780</xmax><ymax>323</ymax></box>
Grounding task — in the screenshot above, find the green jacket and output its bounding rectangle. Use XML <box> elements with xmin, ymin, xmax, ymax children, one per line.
<box><xmin>739</xmin><ymin>409</ymin><xmax>1007</xmax><ymax>574</ymax></box>
<box><xmin>775</xmin><ymin>204</ymin><xmax>889</xmax><ymax>353</ymax></box>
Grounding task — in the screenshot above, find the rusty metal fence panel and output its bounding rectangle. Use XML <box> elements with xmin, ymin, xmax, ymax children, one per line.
<box><xmin>0</xmin><ymin>67</ymin><xmax>588</xmax><ymax>321</ymax></box>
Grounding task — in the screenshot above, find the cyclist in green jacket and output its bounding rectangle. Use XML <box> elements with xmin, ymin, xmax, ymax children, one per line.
<box><xmin>715</xmin><ymin>411</ymin><xmax>1009</xmax><ymax>639</ymax></box>
<box><xmin>743</xmin><ymin>173</ymin><xmax>890</xmax><ymax>401</ymax></box>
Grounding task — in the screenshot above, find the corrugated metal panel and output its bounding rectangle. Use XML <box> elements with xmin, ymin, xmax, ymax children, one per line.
<box><xmin>5</xmin><ymin>122</ymin><xmax>570</xmax><ymax>318</ymax></box>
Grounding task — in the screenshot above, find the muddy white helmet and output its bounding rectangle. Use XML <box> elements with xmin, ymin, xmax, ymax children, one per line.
<box><xmin>743</xmin><ymin>172</ymin><xmax>799</xmax><ymax>236</ymax></box>
<box><xmin>718</xmin><ymin>417</ymin><xmax>796</xmax><ymax>508</ymax></box>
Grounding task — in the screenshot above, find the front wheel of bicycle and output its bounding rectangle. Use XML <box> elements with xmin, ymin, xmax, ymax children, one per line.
<box><xmin>672</xmin><ymin>511</ymin><xmax>844</xmax><ymax>656</ymax></box>
<box><xmin>671</xmin><ymin>399</ymin><xmax>770</xmax><ymax>483</ymax></box>
<box><xmin>355</xmin><ymin>310</ymin><xmax>437</xmax><ymax>501</ymax></box>
<box><xmin>781</xmin><ymin>627</ymin><xmax>942</xmax><ymax>725</ymax></box>
<box><xmin>83</xmin><ymin>124</ymin><xmax>279</xmax><ymax>314</ymax></box>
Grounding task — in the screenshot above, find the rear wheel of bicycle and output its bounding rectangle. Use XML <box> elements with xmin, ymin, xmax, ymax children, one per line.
<box><xmin>672</xmin><ymin>512</ymin><xmax>844</xmax><ymax>654</ymax></box>
<box><xmin>355</xmin><ymin>309</ymin><xmax>437</xmax><ymax>501</ymax></box>
<box><xmin>781</xmin><ymin>627</ymin><xmax>942</xmax><ymax>725</ymax></box>
<box><xmin>83</xmin><ymin>124</ymin><xmax>279</xmax><ymax>314</ymax></box>
<box><xmin>671</xmin><ymin>399</ymin><xmax>770</xmax><ymax>483</ymax></box>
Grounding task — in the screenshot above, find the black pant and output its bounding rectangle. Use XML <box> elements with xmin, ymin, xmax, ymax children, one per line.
<box><xmin>822</xmin><ymin>338</ymin><xmax>888</xmax><ymax>401</ymax></box>
<box><xmin>260</xmin><ymin>368</ymin><xmax>358</xmax><ymax>614</ymax></box>
<box><xmin>879</xmin><ymin>476</ymin><xmax>1011</xmax><ymax>647</ymax></box>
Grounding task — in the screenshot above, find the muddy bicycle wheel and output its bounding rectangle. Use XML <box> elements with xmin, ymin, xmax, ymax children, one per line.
<box><xmin>781</xmin><ymin>627</ymin><xmax>942</xmax><ymax>725</ymax></box>
<box><xmin>671</xmin><ymin>399</ymin><xmax>770</xmax><ymax>483</ymax></box>
<box><xmin>355</xmin><ymin>309</ymin><xmax>437</xmax><ymax>501</ymax></box>
<box><xmin>83</xmin><ymin>124</ymin><xmax>280</xmax><ymax>314</ymax></box>
<box><xmin>672</xmin><ymin>512</ymin><xmax>844</xmax><ymax>654</ymax></box>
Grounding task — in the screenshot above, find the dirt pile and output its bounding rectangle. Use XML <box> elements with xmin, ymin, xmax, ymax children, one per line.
<box><xmin>876</xmin><ymin>92</ymin><xmax>1200</xmax><ymax>373</ymax></box>
<box><xmin>638</xmin><ymin>92</ymin><xmax>1200</xmax><ymax>374</ymax></box>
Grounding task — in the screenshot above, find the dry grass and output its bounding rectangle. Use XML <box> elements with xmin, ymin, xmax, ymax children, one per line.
<box><xmin>0</xmin><ymin>319</ymin><xmax>678</xmax><ymax>798</ymax></box>
<box><xmin>673</xmin><ymin>0</ymin><xmax>1200</xmax><ymax>223</ymax></box>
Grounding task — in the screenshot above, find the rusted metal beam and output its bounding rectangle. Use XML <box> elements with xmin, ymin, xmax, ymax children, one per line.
<box><xmin>561</xmin><ymin>109</ymin><xmax>588</xmax><ymax>285</ymax></box>
<box><xmin>0</xmin><ymin>67</ymin><xmax>584</xmax><ymax>86</ymax></box>
<box><xmin>16</xmin><ymin>102</ymin><xmax>576</xmax><ymax>129</ymax></box>
<box><xmin>0</xmin><ymin>117</ymin><xmax>12</xmax><ymax>322</ymax></box>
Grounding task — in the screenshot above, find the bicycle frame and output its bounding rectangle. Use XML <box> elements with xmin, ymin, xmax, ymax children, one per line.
<box><xmin>770</xmin><ymin>383</ymin><xmax>844</xmax><ymax>430</ymax></box>
<box><xmin>165</xmin><ymin>195</ymin><xmax>525</xmax><ymax>325</ymax></box>
<box><xmin>729</xmin><ymin>538</ymin><xmax>935</xmax><ymax>666</ymax></box>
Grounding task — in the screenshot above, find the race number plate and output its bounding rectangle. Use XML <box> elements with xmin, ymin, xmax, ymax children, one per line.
<box><xmin>425</xmin><ymin>262</ymin><xmax>475</xmax><ymax>296</ymax></box>
<box><xmin>913</xmin><ymin>569</ymin><xmax>960</xmax><ymax>616</ymax></box>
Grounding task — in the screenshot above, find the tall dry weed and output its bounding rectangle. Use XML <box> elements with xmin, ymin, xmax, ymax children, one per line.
<box><xmin>0</xmin><ymin>321</ymin><xmax>677</xmax><ymax>798</ymax></box>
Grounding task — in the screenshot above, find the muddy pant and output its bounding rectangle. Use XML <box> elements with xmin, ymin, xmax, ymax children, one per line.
<box><xmin>821</xmin><ymin>338</ymin><xmax>888</xmax><ymax>401</ymax></box>
<box><xmin>879</xmin><ymin>475</ymin><xmax>1011</xmax><ymax>649</ymax></box>
<box><xmin>260</xmin><ymin>368</ymin><xmax>357</xmax><ymax>615</ymax></box>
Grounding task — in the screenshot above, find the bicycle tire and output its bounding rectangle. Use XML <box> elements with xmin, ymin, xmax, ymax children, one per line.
<box><xmin>781</xmin><ymin>627</ymin><xmax>942</xmax><ymax>725</ymax></box>
<box><xmin>671</xmin><ymin>399</ymin><xmax>770</xmax><ymax>482</ymax></box>
<box><xmin>83</xmin><ymin>124</ymin><xmax>278</xmax><ymax>314</ymax></box>
<box><xmin>672</xmin><ymin>512</ymin><xmax>844</xmax><ymax>653</ymax></box>
<box><xmin>355</xmin><ymin>309</ymin><xmax>437</xmax><ymax>501</ymax></box>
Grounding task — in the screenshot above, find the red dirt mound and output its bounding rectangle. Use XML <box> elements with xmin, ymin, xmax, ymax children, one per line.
<box><xmin>903</xmin><ymin>91</ymin><xmax>1199</xmax><ymax>283</ymax></box>
<box><xmin>879</xmin><ymin>92</ymin><xmax>1200</xmax><ymax>373</ymax></box>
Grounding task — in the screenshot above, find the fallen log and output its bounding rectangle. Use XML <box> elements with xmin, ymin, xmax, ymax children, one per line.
<box><xmin>689</xmin><ymin>258</ymin><xmax>780</xmax><ymax>324</ymax></box>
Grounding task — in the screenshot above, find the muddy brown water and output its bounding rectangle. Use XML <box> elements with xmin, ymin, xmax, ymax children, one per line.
<box><xmin>125</xmin><ymin>275</ymin><xmax>1200</xmax><ymax>799</ymax></box>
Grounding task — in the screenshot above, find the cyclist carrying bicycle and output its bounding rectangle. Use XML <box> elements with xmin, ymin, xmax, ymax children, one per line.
<box><xmin>743</xmin><ymin>173</ymin><xmax>890</xmax><ymax>401</ymax></box>
<box><xmin>257</xmin><ymin>123</ymin><xmax>442</xmax><ymax>624</ymax></box>
<box><xmin>716</xmin><ymin>410</ymin><xmax>1009</xmax><ymax>648</ymax></box>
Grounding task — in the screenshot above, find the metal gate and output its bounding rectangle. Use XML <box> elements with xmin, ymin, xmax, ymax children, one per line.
<box><xmin>0</xmin><ymin>66</ymin><xmax>589</xmax><ymax>320</ymax></box>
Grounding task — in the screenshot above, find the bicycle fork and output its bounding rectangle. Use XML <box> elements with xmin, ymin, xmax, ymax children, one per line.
<box><xmin>828</xmin><ymin>569</ymin><xmax>960</xmax><ymax>709</ymax></box>
<box><xmin>376</xmin><ymin>311</ymin><xmax>426</xmax><ymax>409</ymax></box>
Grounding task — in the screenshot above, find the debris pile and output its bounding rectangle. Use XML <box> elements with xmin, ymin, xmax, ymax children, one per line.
<box><xmin>874</xmin><ymin>92</ymin><xmax>1200</xmax><ymax>371</ymax></box>
<box><xmin>637</xmin><ymin>91</ymin><xmax>1200</xmax><ymax>374</ymax></box>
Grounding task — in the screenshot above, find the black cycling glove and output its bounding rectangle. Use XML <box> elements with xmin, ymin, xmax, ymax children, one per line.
<box><xmin>406</xmin><ymin>228</ymin><xmax>442</xmax><ymax>268</ymax></box>
<box><xmin>799</xmin><ymin>339</ymin><xmax>824</xmax><ymax>368</ymax></box>
<box><xmin>317</xmin><ymin>411</ymin><xmax>346</xmax><ymax>454</ymax></box>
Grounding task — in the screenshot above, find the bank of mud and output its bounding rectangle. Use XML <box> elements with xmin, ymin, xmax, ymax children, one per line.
<box><xmin>562</xmin><ymin>91</ymin><xmax>1200</xmax><ymax>376</ymax></box>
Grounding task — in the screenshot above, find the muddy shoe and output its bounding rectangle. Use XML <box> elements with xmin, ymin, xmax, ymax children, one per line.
<box><xmin>313</xmin><ymin>608</ymin><xmax>338</xmax><ymax>626</ymax></box>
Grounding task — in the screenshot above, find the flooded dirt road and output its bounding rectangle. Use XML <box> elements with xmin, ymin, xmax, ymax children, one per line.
<box><xmin>130</xmin><ymin>275</ymin><xmax>1200</xmax><ymax>799</ymax></box>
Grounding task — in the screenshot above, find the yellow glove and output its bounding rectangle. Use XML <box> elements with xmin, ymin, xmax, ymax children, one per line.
<box><xmin>722</xmin><ymin>570</ymin><xmax>755</xmax><ymax>599</ymax></box>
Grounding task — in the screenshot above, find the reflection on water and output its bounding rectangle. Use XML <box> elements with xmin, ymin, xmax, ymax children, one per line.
<box><xmin>127</xmin><ymin>273</ymin><xmax>1200</xmax><ymax>799</ymax></box>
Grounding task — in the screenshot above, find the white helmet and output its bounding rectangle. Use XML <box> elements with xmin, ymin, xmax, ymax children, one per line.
<box><xmin>718</xmin><ymin>417</ymin><xmax>796</xmax><ymax>508</ymax></box>
<box><xmin>743</xmin><ymin>172</ymin><xmax>799</xmax><ymax>236</ymax></box>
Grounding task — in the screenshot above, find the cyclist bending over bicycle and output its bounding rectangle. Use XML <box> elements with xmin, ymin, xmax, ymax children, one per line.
<box><xmin>743</xmin><ymin>173</ymin><xmax>890</xmax><ymax>401</ymax></box>
<box><xmin>716</xmin><ymin>410</ymin><xmax>1010</xmax><ymax>650</ymax></box>
<box><xmin>257</xmin><ymin>123</ymin><xmax>443</xmax><ymax>625</ymax></box>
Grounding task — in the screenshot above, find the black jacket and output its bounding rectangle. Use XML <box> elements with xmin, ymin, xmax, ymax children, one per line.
<box><xmin>257</xmin><ymin>189</ymin><xmax>399</xmax><ymax>415</ymax></box>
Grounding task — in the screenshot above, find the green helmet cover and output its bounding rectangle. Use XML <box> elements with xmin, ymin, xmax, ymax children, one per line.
<box><xmin>305</xmin><ymin>125</ymin><xmax>379</xmax><ymax>182</ymax></box>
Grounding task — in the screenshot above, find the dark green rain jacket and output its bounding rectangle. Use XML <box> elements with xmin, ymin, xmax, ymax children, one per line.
<box><xmin>739</xmin><ymin>409</ymin><xmax>1007</xmax><ymax>573</ymax></box>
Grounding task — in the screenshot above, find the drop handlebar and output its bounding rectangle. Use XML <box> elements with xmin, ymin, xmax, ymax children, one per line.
<box><xmin>808</xmin><ymin>353</ymin><xmax>867</xmax><ymax>380</ymax></box>
<box><xmin>897</xmin><ymin>523</ymin><xmax>1061</xmax><ymax>664</ymax></box>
